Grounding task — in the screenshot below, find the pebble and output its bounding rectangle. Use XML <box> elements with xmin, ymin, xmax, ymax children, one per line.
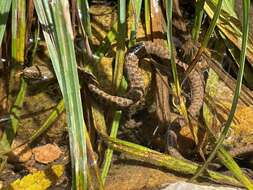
<box><xmin>160</xmin><ymin>182</ymin><xmax>242</xmax><ymax>190</ymax></box>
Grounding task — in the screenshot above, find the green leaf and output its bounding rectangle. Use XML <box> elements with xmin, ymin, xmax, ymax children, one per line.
<box><xmin>34</xmin><ymin>1</ymin><xmax>88</xmax><ymax>189</ymax></box>
<box><xmin>76</xmin><ymin>0</ymin><xmax>92</xmax><ymax>38</ymax></box>
<box><xmin>0</xmin><ymin>1</ymin><xmax>11</xmax><ymax>45</ymax></box>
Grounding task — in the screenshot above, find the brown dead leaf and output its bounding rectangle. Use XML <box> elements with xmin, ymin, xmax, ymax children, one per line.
<box><xmin>32</xmin><ymin>144</ymin><xmax>62</xmax><ymax>164</ymax></box>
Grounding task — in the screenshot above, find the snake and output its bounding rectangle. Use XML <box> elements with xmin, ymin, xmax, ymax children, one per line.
<box><xmin>124</xmin><ymin>41</ymin><xmax>204</xmax><ymax>117</ymax></box>
<box><xmin>23</xmin><ymin>41</ymin><xmax>204</xmax><ymax>116</ymax></box>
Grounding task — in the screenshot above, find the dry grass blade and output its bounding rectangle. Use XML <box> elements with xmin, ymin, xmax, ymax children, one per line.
<box><xmin>204</xmin><ymin>0</ymin><xmax>253</xmax><ymax>64</ymax></box>
<box><xmin>190</xmin><ymin>1</ymin><xmax>253</xmax><ymax>189</ymax></box>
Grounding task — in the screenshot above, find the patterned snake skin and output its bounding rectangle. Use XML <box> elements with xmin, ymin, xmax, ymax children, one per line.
<box><xmin>123</xmin><ymin>41</ymin><xmax>204</xmax><ymax>116</ymax></box>
<box><xmin>23</xmin><ymin>41</ymin><xmax>204</xmax><ymax>116</ymax></box>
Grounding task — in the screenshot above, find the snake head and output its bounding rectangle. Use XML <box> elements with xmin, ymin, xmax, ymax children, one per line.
<box><xmin>127</xmin><ymin>42</ymin><xmax>147</xmax><ymax>58</ymax></box>
<box><xmin>78</xmin><ymin>67</ymin><xmax>99</xmax><ymax>85</ymax></box>
<box><xmin>23</xmin><ymin>65</ymin><xmax>54</xmax><ymax>81</ymax></box>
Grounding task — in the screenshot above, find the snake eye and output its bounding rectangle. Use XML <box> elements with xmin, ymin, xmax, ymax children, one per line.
<box><xmin>127</xmin><ymin>43</ymin><xmax>146</xmax><ymax>57</ymax></box>
<box><xmin>23</xmin><ymin>67</ymin><xmax>39</xmax><ymax>79</ymax></box>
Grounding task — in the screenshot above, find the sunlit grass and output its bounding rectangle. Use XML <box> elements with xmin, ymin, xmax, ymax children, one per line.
<box><xmin>0</xmin><ymin>0</ymin><xmax>252</xmax><ymax>189</ymax></box>
<box><xmin>191</xmin><ymin>1</ymin><xmax>252</xmax><ymax>188</ymax></box>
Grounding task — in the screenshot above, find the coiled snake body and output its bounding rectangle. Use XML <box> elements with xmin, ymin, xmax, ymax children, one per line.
<box><xmin>23</xmin><ymin>41</ymin><xmax>204</xmax><ymax>117</ymax></box>
<box><xmin>85</xmin><ymin>41</ymin><xmax>204</xmax><ymax>116</ymax></box>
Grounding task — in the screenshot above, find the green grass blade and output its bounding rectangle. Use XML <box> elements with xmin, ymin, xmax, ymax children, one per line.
<box><xmin>165</xmin><ymin>0</ymin><xmax>180</xmax><ymax>95</ymax></box>
<box><xmin>76</xmin><ymin>0</ymin><xmax>92</xmax><ymax>38</ymax></box>
<box><xmin>34</xmin><ymin>1</ymin><xmax>88</xmax><ymax>189</ymax></box>
<box><xmin>101</xmin><ymin>0</ymin><xmax>127</xmax><ymax>183</ymax></box>
<box><xmin>9</xmin><ymin>0</ymin><xmax>26</xmax><ymax>102</ymax></box>
<box><xmin>184</xmin><ymin>0</ymin><xmax>223</xmax><ymax>78</ymax></box>
<box><xmin>0</xmin><ymin>1</ymin><xmax>11</xmax><ymax>45</ymax></box>
<box><xmin>191</xmin><ymin>1</ymin><xmax>252</xmax><ymax>187</ymax></box>
<box><xmin>23</xmin><ymin>99</ymin><xmax>64</xmax><ymax>145</ymax></box>
<box><xmin>0</xmin><ymin>0</ymin><xmax>27</xmax><ymax>153</ymax></box>
<box><xmin>30</xmin><ymin>22</ymin><xmax>40</xmax><ymax>66</ymax></box>
<box><xmin>144</xmin><ymin>0</ymin><xmax>151</xmax><ymax>39</ymax></box>
<box><xmin>203</xmin><ymin>0</ymin><xmax>253</xmax><ymax>63</ymax></box>
<box><xmin>0</xmin><ymin>79</ymin><xmax>27</xmax><ymax>153</ymax></box>
<box><xmin>202</xmin><ymin>66</ymin><xmax>253</xmax><ymax>189</ymax></box>
<box><xmin>129</xmin><ymin>0</ymin><xmax>142</xmax><ymax>46</ymax></box>
<box><xmin>8</xmin><ymin>78</ymin><xmax>27</xmax><ymax>140</ymax></box>
<box><xmin>33</xmin><ymin>0</ymin><xmax>63</xmax><ymax>90</ymax></box>
<box><xmin>165</xmin><ymin>0</ymin><xmax>188</xmax><ymax>119</ymax></box>
<box><xmin>99</xmin><ymin>133</ymin><xmax>241</xmax><ymax>187</ymax></box>
<box><xmin>49</xmin><ymin>1</ymin><xmax>87</xmax><ymax>189</ymax></box>
<box><xmin>202</xmin><ymin>0</ymin><xmax>223</xmax><ymax>48</ymax></box>
<box><xmin>113</xmin><ymin>0</ymin><xmax>127</xmax><ymax>89</ymax></box>
<box><xmin>192</xmin><ymin>0</ymin><xmax>205</xmax><ymax>42</ymax></box>
<box><xmin>11</xmin><ymin>0</ymin><xmax>26</xmax><ymax>65</ymax></box>
<box><xmin>4</xmin><ymin>99</ymin><xmax>64</xmax><ymax>155</ymax></box>
<box><xmin>101</xmin><ymin>110</ymin><xmax>121</xmax><ymax>183</ymax></box>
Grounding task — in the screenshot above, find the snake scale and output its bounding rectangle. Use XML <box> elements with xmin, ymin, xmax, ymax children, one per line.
<box><xmin>23</xmin><ymin>41</ymin><xmax>204</xmax><ymax>117</ymax></box>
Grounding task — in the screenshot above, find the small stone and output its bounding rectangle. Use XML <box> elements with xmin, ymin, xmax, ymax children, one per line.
<box><xmin>32</xmin><ymin>144</ymin><xmax>62</xmax><ymax>164</ymax></box>
<box><xmin>161</xmin><ymin>182</ymin><xmax>242</xmax><ymax>190</ymax></box>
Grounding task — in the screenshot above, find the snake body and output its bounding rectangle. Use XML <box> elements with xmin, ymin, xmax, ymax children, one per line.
<box><xmin>87</xmin><ymin>83</ymin><xmax>135</xmax><ymax>109</ymax></box>
<box><xmin>23</xmin><ymin>41</ymin><xmax>204</xmax><ymax>116</ymax></box>
<box><xmin>124</xmin><ymin>41</ymin><xmax>204</xmax><ymax>116</ymax></box>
